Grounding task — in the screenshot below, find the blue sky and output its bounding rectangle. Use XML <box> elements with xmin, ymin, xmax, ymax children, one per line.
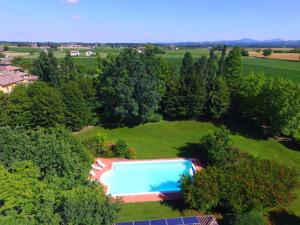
<box><xmin>1</xmin><ymin>0</ymin><xmax>300</xmax><ymax>42</ymax></box>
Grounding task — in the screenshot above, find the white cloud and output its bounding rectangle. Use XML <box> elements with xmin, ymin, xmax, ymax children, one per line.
<box><xmin>61</xmin><ymin>0</ymin><xmax>79</xmax><ymax>4</ymax></box>
<box><xmin>72</xmin><ymin>15</ymin><xmax>81</xmax><ymax>20</ymax></box>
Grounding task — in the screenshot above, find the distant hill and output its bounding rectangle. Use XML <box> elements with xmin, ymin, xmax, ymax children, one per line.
<box><xmin>167</xmin><ymin>39</ymin><xmax>300</xmax><ymax>48</ymax></box>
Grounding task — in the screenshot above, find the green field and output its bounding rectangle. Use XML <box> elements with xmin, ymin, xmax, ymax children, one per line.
<box><xmin>75</xmin><ymin>120</ymin><xmax>300</xmax><ymax>220</ymax></box>
<box><xmin>8</xmin><ymin>46</ymin><xmax>300</xmax><ymax>83</ymax></box>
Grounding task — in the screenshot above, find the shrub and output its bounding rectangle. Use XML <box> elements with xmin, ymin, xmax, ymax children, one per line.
<box><xmin>263</xmin><ymin>48</ymin><xmax>273</xmax><ymax>57</ymax></box>
<box><xmin>241</xmin><ymin>49</ymin><xmax>249</xmax><ymax>56</ymax></box>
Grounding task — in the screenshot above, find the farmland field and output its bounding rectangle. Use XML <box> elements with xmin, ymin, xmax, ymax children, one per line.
<box><xmin>7</xmin><ymin>46</ymin><xmax>300</xmax><ymax>83</ymax></box>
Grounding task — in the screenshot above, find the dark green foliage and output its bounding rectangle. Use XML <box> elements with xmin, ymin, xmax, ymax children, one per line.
<box><xmin>0</xmin><ymin>160</ymin><xmax>119</xmax><ymax>225</ymax></box>
<box><xmin>0</xmin><ymin>126</ymin><xmax>90</xmax><ymax>181</ymax></box>
<box><xmin>224</xmin><ymin>212</ymin><xmax>266</xmax><ymax>225</ymax></box>
<box><xmin>60</xmin><ymin>52</ymin><xmax>78</xmax><ymax>82</ymax></box>
<box><xmin>99</xmin><ymin>49</ymin><xmax>161</xmax><ymax>125</ymax></box>
<box><xmin>112</xmin><ymin>139</ymin><xmax>135</xmax><ymax>159</ymax></box>
<box><xmin>199</xmin><ymin>127</ymin><xmax>233</xmax><ymax>165</ymax></box>
<box><xmin>32</xmin><ymin>50</ymin><xmax>61</xmax><ymax>86</ymax></box>
<box><xmin>3</xmin><ymin>45</ymin><xmax>9</xmax><ymax>51</ymax></box>
<box><xmin>241</xmin><ymin>49</ymin><xmax>249</xmax><ymax>56</ymax></box>
<box><xmin>62</xmin><ymin>81</ymin><xmax>91</xmax><ymax>131</ymax></box>
<box><xmin>225</xmin><ymin>47</ymin><xmax>242</xmax><ymax>89</ymax></box>
<box><xmin>180</xmin><ymin>52</ymin><xmax>193</xmax><ymax>78</ymax></box>
<box><xmin>0</xmin><ymin>161</ymin><xmax>61</xmax><ymax>225</ymax></box>
<box><xmin>218</xmin><ymin>45</ymin><xmax>227</xmax><ymax>75</ymax></box>
<box><xmin>207</xmin><ymin>76</ymin><xmax>230</xmax><ymax>119</ymax></box>
<box><xmin>29</xmin><ymin>82</ymin><xmax>65</xmax><ymax>128</ymax></box>
<box><xmin>0</xmin><ymin>92</ymin><xmax>9</xmax><ymax>126</ymax></box>
<box><xmin>6</xmin><ymin>85</ymin><xmax>32</xmax><ymax>127</ymax></box>
<box><xmin>237</xmin><ymin>73</ymin><xmax>300</xmax><ymax>136</ymax></box>
<box><xmin>181</xmin><ymin>128</ymin><xmax>298</xmax><ymax>214</ymax></box>
<box><xmin>61</xmin><ymin>184</ymin><xmax>120</xmax><ymax>225</ymax></box>
<box><xmin>181</xmin><ymin>166</ymin><xmax>221</xmax><ymax>211</ymax></box>
<box><xmin>263</xmin><ymin>48</ymin><xmax>273</xmax><ymax>57</ymax></box>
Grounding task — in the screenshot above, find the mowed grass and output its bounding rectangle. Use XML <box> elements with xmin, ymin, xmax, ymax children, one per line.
<box><xmin>75</xmin><ymin>120</ymin><xmax>300</xmax><ymax>219</ymax></box>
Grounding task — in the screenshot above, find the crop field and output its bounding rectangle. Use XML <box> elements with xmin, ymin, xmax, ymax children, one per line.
<box><xmin>7</xmin><ymin>46</ymin><xmax>300</xmax><ymax>83</ymax></box>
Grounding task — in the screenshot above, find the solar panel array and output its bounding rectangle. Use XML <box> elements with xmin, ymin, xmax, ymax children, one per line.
<box><xmin>116</xmin><ymin>216</ymin><xmax>210</xmax><ymax>225</ymax></box>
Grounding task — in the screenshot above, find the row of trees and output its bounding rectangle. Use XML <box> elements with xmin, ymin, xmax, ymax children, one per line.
<box><xmin>0</xmin><ymin>76</ymin><xmax>97</xmax><ymax>131</ymax></box>
<box><xmin>4</xmin><ymin>46</ymin><xmax>300</xmax><ymax>137</ymax></box>
<box><xmin>0</xmin><ymin>127</ymin><xmax>119</xmax><ymax>225</ymax></box>
<box><xmin>180</xmin><ymin>128</ymin><xmax>298</xmax><ymax>224</ymax></box>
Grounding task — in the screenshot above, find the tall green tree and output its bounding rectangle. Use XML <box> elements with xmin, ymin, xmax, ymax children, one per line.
<box><xmin>60</xmin><ymin>52</ymin><xmax>78</xmax><ymax>82</ymax></box>
<box><xmin>32</xmin><ymin>50</ymin><xmax>60</xmax><ymax>86</ymax></box>
<box><xmin>207</xmin><ymin>76</ymin><xmax>230</xmax><ymax>119</ymax></box>
<box><xmin>225</xmin><ymin>47</ymin><xmax>242</xmax><ymax>89</ymax></box>
<box><xmin>6</xmin><ymin>85</ymin><xmax>31</xmax><ymax>127</ymax></box>
<box><xmin>218</xmin><ymin>45</ymin><xmax>227</xmax><ymax>76</ymax></box>
<box><xmin>62</xmin><ymin>81</ymin><xmax>91</xmax><ymax>131</ymax></box>
<box><xmin>99</xmin><ymin>49</ymin><xmax>161</xmax><ymax>125</ymax></box>
<box><xmin>0</xmin><ymin>92</ymin><xmax>9</xmax><ymax>126</ymax></box>
<box><xmin>29</xmin><ymin>82</ymin><xmax>65</xmax><ymax>128</ymax></box>
<box><xmin>180</xmin><ymin>52</ymin><xmax>193</xmax><ymax>78</ymax></box>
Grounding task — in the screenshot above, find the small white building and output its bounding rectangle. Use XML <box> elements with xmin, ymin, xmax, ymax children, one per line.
<box><xmin>86</xmin><ymin>51</ymin><xmax>95</xmax><ymax>57</ymax></box>
<box><xmin>70</xmin><ymin>51</ymin><xmax>80</xmax><ymax>57</ymax></box>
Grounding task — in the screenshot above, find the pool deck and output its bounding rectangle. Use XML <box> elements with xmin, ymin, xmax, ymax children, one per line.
<box><xmin>89</xmin><ymin>157</ymin><xmax>202</xmax><ymax>203</ymax></box>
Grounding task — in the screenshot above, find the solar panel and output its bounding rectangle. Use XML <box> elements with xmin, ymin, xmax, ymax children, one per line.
<box><xmin>135</xmin><ymin>220</ymin><xmax>150</xmax><ymax>225</ymax></box>
<box><xmin>116</xmin><ymin>216</ymin><xmax>201</xmax><ymax>225</ymax></box>
<box><xmin>166</xmin><ymin>218</ymin><xmax>183</xmax><ymax>225</ymax></box>
<box><xmin>118</xmin><ymin>222</ymin><xmax>133</xmax><ymax>225</ymax></box>
<box><xmin>182</xmin><ymin>217</ymin><xmax>199</xmax><ymax>224</ymax></box>
<box><xmin>150</xmin><ymin>219</ymin><xmax>167</xmax><ymax>225</ymax></box>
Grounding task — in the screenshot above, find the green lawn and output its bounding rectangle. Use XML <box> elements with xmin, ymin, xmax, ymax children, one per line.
<box><xmin>75</xmin><ymin>120</ymin><xmax>300</xmax><ymax>219</ymax></box>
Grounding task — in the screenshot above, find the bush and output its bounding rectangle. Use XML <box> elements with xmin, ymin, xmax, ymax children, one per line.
<box><xmin>241</xmin><ymin>49</ymin><xmax>249</xmax><ymax>56</ymax></box>
<box><xmin>263</xmin><ymin>48</ymin><xmax>273</xmax><ymax>57</ymax></box>
<box><xmin>112</xmin><ymin>139</ymin><xmax>136</xmax><ymax>159</ymax></box>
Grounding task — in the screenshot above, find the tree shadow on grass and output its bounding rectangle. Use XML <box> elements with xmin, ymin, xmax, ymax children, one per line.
<box><xmin>279</xmin><ymin>138</ymin><xmax>300</xmax><ymax>152</ymax></box>
<box><xmin>211</xmin><ymin>114</ymin><xmax>269</xmax><ymax>141</ymax></box>
<box><xmin>176</xmin><ymin>142</ymin><xmax>201</xmax><ymax>158</ymax></box>
<box><xmin>159</xmin><ymin>200</ymin><xmax>192</xmax><ymax>214</ymax></box>
<box><xmin>269</xmin><ymin>209</ymin><xmax>300</xmax><ymax>225</ymax></box>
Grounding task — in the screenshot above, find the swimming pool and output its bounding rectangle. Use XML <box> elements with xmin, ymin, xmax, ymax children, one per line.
<box><xmin>100</xmin><ymin>159</ymin><xmax>195</xmax><ymax>196</ymax></box>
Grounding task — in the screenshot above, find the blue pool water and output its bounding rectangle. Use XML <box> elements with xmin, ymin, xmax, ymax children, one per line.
<box><xmin>101</xmin><ymin>160</ymin><xmax>195</xmax><ymax>196</ymax></box>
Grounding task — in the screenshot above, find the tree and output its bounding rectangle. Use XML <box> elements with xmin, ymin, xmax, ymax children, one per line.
<box><xmin>218</xmin><ymin>45</ymin><xmax>227</xmax><ymax>76</ymax></box>
<box><xmin>263</xmin><ymin>48</ymin><xmax>273</xmax><ymax>57</ymax></box>
<box><xmin>60</xmin><ymin>52</ymin><xmax>78</xmax><ymax>82</ymax></box>
<box><xmin>32</xmin><ymin>50</ymin><xmax>60</xmax><ymax>86</ymax></box>
<box><xmin>6</xmin><ymin>85</ymin><xmax>32</xmax><ymax>128</ymax></box>
<box><xmin>3</xmin><ymin>45</ymin><xmax>9</xmax><ymax>51</ymax></box>
<box><xmin>0</xmin><ymin>127</ymin><xmax>90</xmax><ymax>182</ymax></box>
<box><xmin>0</xmin><ymin>161</ymin><xmax>61</xmax><ymax>225</ymax></box>
<box><xmin>61</xmin><ymin>81</ymin><xmax>91</xmax><ymax>131</ymax></box>
<box><xmin>61</xmin><ymin>184</ymin><xmax>120</xmax><ymax>225</ymax></box>
<box><xmin>199</xmin><ymin>127</ymin><xmax>233</xmax><ymax>165</ymax></box>
<box><xmin>241</xmin><ymin>49</ymin><xmax>249</xmax><ymax>56</ymax></box>
<box><xmin>29</xmin><ymin>82</ymin><xmax>65</xmax><ymax>128</ymax></box>
<box><xmin>0</xmin><ymin>91</ymin><xmax>9</xmax><ymax>126</ymax></box>
<box><xmin>207</xmin><ymin>76</ymin><xmax>230</xmax><ymax>119</ymax></box>
<box><xmin>99</xmin><ymin>49</ymin><xmax>161</xmax><ymax>125</ymax></box>
<box><xmin>225</xmin><ymin>47</ymin><xmax>242</xmax><ymax>89</ymax></box>
<box><xmin>180</xmin><ymin>52</ymin><xmax>193</xmax><ymax>78</ymax></box>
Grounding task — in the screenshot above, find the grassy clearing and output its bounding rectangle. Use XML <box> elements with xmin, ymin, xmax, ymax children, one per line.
<box><xmin>75</xmin><ymin>120</ymin><xmax>300</xmax><ymax>218</ymax></box>
<box><xmin>117</xmin><ymin>201</ymin><xmax>200</xmax><ymax>222</ymax></box>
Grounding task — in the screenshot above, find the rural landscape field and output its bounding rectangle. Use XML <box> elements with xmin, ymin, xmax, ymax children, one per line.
<box><xmin>1</xmin><ymin>1</ymin><xmax>300</xmax><ymax>225</ymax></box>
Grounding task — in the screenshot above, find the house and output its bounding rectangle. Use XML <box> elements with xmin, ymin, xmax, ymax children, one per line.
<box><xmin>70</xmin><ymin>51</ymin><xmax>80</xmax><ymax>57</ymax></box>
<box><xmin>0</xmin><ymin>61</ymin><xmax>38</xmax><ymax>93</ymax></box>
<box><xmin>0</xmin><ymin>71</ymin><xmax>38</xmax><ymax>93</ymax></box>
<box><xmin>86</xmin><ymin>51</ymin><xmax>95</xmax><ymax>57</ymax></box>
